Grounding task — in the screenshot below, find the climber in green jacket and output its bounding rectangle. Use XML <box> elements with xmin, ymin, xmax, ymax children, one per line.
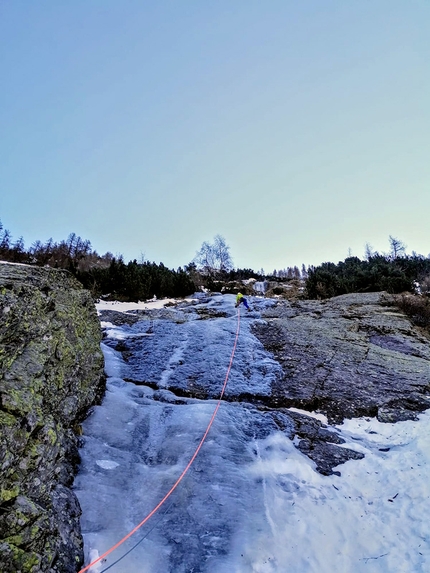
<box><xmin>235</xmin><ymin>292</ymin><xmax>251</xmax><ymax>311</ymax></box>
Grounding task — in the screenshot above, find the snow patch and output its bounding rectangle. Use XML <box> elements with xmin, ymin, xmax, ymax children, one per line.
<box><xmin>96</xmin><ymin>298</ymin><xmax>177</xmax><ymax>313</ymax></box>
<box><xmin>288</xmin><ymin>407</ymin><xmax>329</xmax><ymax>425</ymax></box>
<box><xmin>87</xmin><ymin>549</ymin><xmax>102</xmax><ymax>572</ymax></box>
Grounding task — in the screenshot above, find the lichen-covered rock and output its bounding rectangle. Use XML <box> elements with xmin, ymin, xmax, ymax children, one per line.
<box><xmin>0</xmin><ymin>262</ymin><xmax>105</xmax><ymax>573</ymax></box>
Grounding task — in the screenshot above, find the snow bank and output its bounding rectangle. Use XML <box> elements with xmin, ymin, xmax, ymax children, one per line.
<box><xmin>96</xmin><ymin>299</ymin><xmax>179</xmax><ymax>313</ymax></box>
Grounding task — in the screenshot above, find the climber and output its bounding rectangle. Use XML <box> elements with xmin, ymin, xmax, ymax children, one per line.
<box><xmin>235</xmin><ymin>292</ymin><xmax>251</xmax><ymax>311</ymax></box>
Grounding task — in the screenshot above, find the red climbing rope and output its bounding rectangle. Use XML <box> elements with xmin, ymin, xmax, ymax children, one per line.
<box><xmin>79</xmin><ymin>307</ymin><xmax>241</xmax><ymax>573</ymax></box>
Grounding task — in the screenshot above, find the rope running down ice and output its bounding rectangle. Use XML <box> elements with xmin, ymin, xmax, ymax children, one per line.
<box><xmin>78</xmin><ymin>306</ymin><xmax>241</xmax><ymax>573</ymax></box>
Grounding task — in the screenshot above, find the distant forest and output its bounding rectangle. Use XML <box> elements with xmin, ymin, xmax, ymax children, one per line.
<box><xmin>0</xmin><ymin>222</ymin><xmax>262</xmax><ymax>300</ymax></box>
<box><xmin>306</xmin><ymin>237</ymin><xmax>430</xmax><ymax>299</ymax></box>
<box><xmin>0</xmin><ymin>220</ymin><xmax>197</xmax><ymax>300</ymax></box>
<box><xmin>1</xmin><ymin>220</ymin><xmax>429</xmax><ymax>301</ymax></box>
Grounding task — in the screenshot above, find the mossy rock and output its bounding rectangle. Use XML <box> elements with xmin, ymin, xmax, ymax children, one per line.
<box><xmin>0</xmin><ymin>263</ymin><xmax>105</xmax><ymax>572</ymax></box>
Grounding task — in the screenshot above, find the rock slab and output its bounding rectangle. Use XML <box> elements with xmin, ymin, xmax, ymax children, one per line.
<box><xmin>253</xmin><ymin>292</ymin><xmax>430</xmax><ymax>423</ymax></box>
<box><xmin>0</xmin><ymin>263</ymin><xmax>105</xmax><ymax>573</ymax></box>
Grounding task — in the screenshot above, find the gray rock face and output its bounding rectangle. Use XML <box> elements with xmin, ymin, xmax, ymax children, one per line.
<box><xmin>253</xmin><ymin>292</ymin><xmax>430</xmax><ymax>424</ymax></box>
<box><xmin>0</xmin><ymin>263</ymin><xmax>105</xmax><ymax>573</ymax></box>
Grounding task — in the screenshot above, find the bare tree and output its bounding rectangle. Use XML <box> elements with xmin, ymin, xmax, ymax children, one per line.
<box><xmin>301</xmin><ymin>264</ymin><xmax>308</xmax><ymax>279</ymax></box>
<box><xmin>364</xmin><ymin>242</ymin><xmax>374</xmax><ymax>260</ymax></box>
<box><xmin>194</xmin><ymin>235</ymin><xmax>233</xmax><ymax>277</ymax></box>
<box><xmin>389</xmin><ymin>235</ymin><xmax>406</xmax><ymax>259</ymax></box>
<box><xmin>0</xmin><ymin>227</ymin><xmax>11</xmax><ymax>251</ymax></box>
<box><xmin>11</xmin><ymin>236</ymin><xmax>25</xmax><ymax>262</ymax></box>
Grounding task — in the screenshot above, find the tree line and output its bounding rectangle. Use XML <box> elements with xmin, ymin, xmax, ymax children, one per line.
<box><xmin>1</xmin><ymin>221</ymin><xmax>429</xmax><ymax>302</ymax></box>
<box><xmin>305</xmin><ymin>237</ymin><xmax>430</xmax><ymax>299</ymax></box>
<box><xmin>78</xmin><ymin>258</ymin><xmax>194</xmax><ymax>301</ymax></box>
<box><xmin>0</xmin><ymin>220</ymin><xmax>194</xmax><ymax>300</ymax></box>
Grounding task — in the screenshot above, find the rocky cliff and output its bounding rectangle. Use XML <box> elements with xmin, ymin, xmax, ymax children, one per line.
<box><xmin>0</xmin><ymin>263</ymin><xmax>105</xmax><ymax>573</ymax></box>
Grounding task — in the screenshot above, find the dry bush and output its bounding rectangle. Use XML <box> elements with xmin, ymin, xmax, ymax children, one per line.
<box><xmin>392</xmin><ymin>293</ymin><xmax>430</xmax><ymax>330</ymax></box>
<box><xmin>265</xmin><ymin>279</ymin><xmax>304</xmax><ymax>300</ymax></box>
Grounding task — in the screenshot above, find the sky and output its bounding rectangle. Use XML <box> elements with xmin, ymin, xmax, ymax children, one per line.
<box><xmin>1</xmin><ymin>1</ymin><xmax>429</xmax><ymax>272</ymax></box>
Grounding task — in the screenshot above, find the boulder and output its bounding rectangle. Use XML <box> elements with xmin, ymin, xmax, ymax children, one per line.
<box><xmin>0</xmin><ymin>263</ymin><xmax>105</xmax><ymax>573</ymax></box>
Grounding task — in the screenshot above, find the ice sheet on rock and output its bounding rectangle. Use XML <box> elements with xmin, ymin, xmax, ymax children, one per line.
<box><xmin>103</xmin><ymin>325</ymin><xmax>154</xmax><ymax>341</ymax></box>
<box><xmin>95</xmin><ymin>460</ymin><xmax>120</xmax><ymax>470</ymax></box>
<box><xmin>112</xmin><ymin>294</ymin><xmax>282</xmax><ymax>398</ymax></box>
<box><xmin>74</xmin><ymin>351</ymin><xmax>288</xmax><ymax>572</ymax></box>
<box><xmin>76</xmin><ymin>379</ymin><xmax>430</xmax><ymax>573</ymax></box>
<box><xmin>75</xmin><ymin>294</ymin><xmax>430</xmax><ymax>573</ymax></box>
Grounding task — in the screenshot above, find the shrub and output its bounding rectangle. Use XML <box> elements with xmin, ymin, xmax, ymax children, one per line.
<box><xmin>304</xmin><ymin>255</ymin><xmax>429</xmax><ymax>299</ymax></box>
<box><xmin>392</xmin><ymin>293</ymin><xmax>430</xmax><ymax>330</ymax></box>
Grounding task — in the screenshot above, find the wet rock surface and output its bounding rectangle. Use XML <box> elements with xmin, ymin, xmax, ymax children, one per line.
<box><xmin>0</xmin><ymin>263</ymin><xmax>105</xmax><ymax>573</ymax></box>
<box><xmin>253</xmin><ymin>292</ymin><xmax>430</xmax><ymax>424</ymax></box>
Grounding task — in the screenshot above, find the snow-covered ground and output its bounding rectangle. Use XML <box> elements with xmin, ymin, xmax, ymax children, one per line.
<box><xmin>74</xmin><ymin>295</ymin><xmax>430</xmax><ymax>573</ymax></box>
<box><xmin>95</xmin><ymin>297</ymin><xmax>185</xmax><ymax>313</ymax></box>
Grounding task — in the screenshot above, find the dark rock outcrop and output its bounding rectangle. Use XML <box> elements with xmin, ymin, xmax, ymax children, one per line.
<box><xmin>286</xmin><ymin>409</ymin><xmax>364</xmax><ymax>475</ymax></box>
<box><xmin>253</xmin><ymin>292</ymin><xmax>430</xmax><ymax>424</ymax></box>
<box><xmin>0</xmin><ymin>263</ymin><xmax>105</xmax><ymax>573</ymax></box>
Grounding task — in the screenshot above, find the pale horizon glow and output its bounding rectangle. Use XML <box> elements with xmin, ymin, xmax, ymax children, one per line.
<box><xmin>1</xmin><ymin>2</ymin><xmax>429</xmax><ymax>272</ymax></box>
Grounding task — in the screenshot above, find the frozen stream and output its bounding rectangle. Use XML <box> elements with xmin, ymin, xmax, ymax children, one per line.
<box><xmin>74</xmin><ymin>294</ymin><xmax>430</xmax><ymax>573</ymax></box>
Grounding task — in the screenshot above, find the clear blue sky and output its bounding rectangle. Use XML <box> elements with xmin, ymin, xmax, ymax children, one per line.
<box><xmin>1</xmin><ymin>1</ymin><xmax>429</xmax><ymax>272</ymax></box>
